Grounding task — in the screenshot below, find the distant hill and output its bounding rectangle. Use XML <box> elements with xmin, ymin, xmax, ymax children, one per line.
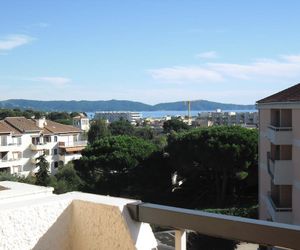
<box><xmin>0</xmin><ymin>99</ymin><xmax>255</xmax><ymax>112</ymax></box>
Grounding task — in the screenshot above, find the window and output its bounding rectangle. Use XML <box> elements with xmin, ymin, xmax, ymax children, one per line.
<box><xmin>54</xmin><ymin>161</ymin><xmax>59</xmax><ymax>168</ymax></box>
<box><xmin>44</xmin><ymin>149</ymin><xmax>50</xmax><ymax>156</ymax></box>
<box><xmin>53</xmin><ymin>149</ymin><xmax>58</xmax><ymax>155</ymax></box>
<box><xmin>54</xmin><ymin>136</ymin><xmax>58</xmax><ymax>142</ymax></box>
<box><xmin>44</xmin><ymin>136</ymin><xmax>51</xmax><ymax>143</ymax></box>
<box><xmin>0</xmin><ymin>136</ymin><xmax>8</xmax><ymax>146</ymax></box>
<box><xmin>12</xmin><ymin>152</ymin><xmax>22</xmax><ymax>160</ymax></box>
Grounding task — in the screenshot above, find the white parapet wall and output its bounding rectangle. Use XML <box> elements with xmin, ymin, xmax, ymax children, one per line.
<box><xmin>0</xmin><ymin>181</ymin><xmax>157</xmax><ymax>250</ymax></box>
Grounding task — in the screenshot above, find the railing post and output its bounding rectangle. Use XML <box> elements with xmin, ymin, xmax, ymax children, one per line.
<box><xmin>175</xmin><ymin>230</ymin><xmax>186</xmax><ymax>250</ymax></box>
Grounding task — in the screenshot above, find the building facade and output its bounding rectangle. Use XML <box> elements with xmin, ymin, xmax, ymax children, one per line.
<box><xmin>0</xmin><ymin>117</ymin><xmax>87</xmax><ymax>175</ymax></box>
<box><xmin>257</xmin><ymin>83</ymin><xmax>300</xmax><ymax>225</ymax></box>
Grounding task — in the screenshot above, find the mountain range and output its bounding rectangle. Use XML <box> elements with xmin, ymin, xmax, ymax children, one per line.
<box><xmin>0</xmin><ymin>99</ymin><xmax>255</xmax><ymax>112</ymax></box>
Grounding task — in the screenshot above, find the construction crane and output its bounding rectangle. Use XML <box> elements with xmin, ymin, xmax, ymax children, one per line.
<box><xmin>184</xmin><ymin>101</ymin><xmax>191</xmax><ymax>125</ymax></box>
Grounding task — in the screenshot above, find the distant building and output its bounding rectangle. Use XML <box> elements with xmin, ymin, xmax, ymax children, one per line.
<box><xmin>73</xmin><ymin>113</ymin><xmax>90</xmax><ymax>132</ymax></box>
<box><xmin>0</xmin><ymin>117</ymin><xmax>87</xmax><ymax>175</ymax></box>
<box><xmin>197</xmin><ymin>110</ymin><xmax>258</xmax><ymax>127</ymax></box>
<box><xmin>94</xmin><ymin>111</ymin><xmax>142</xmax><ymax>125</ymax></box>
<box><xmin>257</xmin><ymin>83</ymin><xmax>300</xmax><ymax>225</ymax></box>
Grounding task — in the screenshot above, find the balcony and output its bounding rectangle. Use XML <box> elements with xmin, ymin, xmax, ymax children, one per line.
<box><xmin>58</xmin><ymin>140</ymin><xmax>87</xmax><ymax>148</ymax></box>
<box><xmin>267</xmin><ymin>125</ymin><xmax>292</xmax><ymax>145</ymax></box>
<box><xmin>0</xmin><ymin>157</ymin><xmax>22</xmax><ymax>169</ymax></box>
<box><xmin>30</xmin><ymin>142</ymin><xmax>51</xmax><ymax>151</ymax></box>
<box><xmin>267</xmin><ymin>152</ymin><xmax>293</xmax><ymax>185</ymax></box>
<box><xmin>59</xmin><ymin>154</ymin><xmax>82</xmax><ymax>163</ymax></box>
<box><xmin>0</xmin><ymin>142</ymin><xmax>22</xmax><ymax>152</ymax></box>
<box><xmin>266</xmin><ymin>193</ymin><xmax>292</xmax><ymax>224</ymax></box>
<box><xmin>0</xmin><ymin>181</ymin><xmax>300</xmax><ymax>250</ymax></box>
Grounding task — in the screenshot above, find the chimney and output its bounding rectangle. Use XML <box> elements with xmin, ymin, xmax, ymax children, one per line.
<box><xmin>36</xmin><ymin>117</ymin><xmax>47</xmax><ymax>128</ymax></box>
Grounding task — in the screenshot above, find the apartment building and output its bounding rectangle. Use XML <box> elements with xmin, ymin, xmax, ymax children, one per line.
<box><xmin>0</xmin><ymin>117</ymin><xmax>87</xmax><ymax>175</ymax></box>
<box><xmin>257</xmin><ymin>83</ymin><xmax>300</xmax><ymax>225</ymax></box>
<box><xmin>94</xmin><ymin>111</ymin><xmax>141</xmax><ymax>125</ymax></box>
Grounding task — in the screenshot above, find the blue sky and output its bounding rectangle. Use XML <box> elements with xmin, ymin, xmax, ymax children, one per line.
<box><xmin>1</xmin><ymin>1</ymin><xmax>300</xmax><ymax>104</ymax></box>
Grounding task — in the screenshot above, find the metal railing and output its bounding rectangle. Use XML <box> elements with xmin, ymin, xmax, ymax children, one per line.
<box><xmin>268</xmin><ymin>125</ymin><xmax>292</xmax><ymax>131</ymax></box>
<box><xmin>266</xmin><ymin>152</ymin><xmax>274</xmax><ymax>180</ymax></box>
<box><xmin>127</xmin><ymin>202</ymin><xmax>300</xmax><ymax>250</ymax></box>
<box><xmin>267</xmin><ymin>192</ymin><xmax>292</xmax><ymax>212</ymax></box>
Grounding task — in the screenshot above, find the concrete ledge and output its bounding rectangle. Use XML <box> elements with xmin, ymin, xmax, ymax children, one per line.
<box><xmin>0</xmin><ymin>182</ymin><xmax>157</xmax><ymax>250</ymax></box>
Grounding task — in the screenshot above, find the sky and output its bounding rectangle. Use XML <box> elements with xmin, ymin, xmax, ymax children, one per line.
<box><xmin>1</xmin><ymin>1</ymin><xmax>300</xmax><ymax>105</ymax></box>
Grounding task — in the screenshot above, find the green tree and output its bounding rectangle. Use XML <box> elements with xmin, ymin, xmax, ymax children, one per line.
<box><xmin>74</xmin><ymin>135</ymin><xmax>157</xmax><ymax>196</ymax></box>
<box><xmin>53</xmin><ymin>162</ymin><xmax>83</xmax><ymax>194</ymax></box>
<box><xmin>133</xmin><ymin>126</ymin><xmax>155</xmax><ymax>140</ymax></box>
<box><xmin>167</xmin><ymin>126</ymin><xmax>258</xmax><ymax>207</ymax></box>
<box><xmin>35</xmin><ymin>154</ymin><xmax>51</xmax><ymax>186</ymax></box>
<box><xmin>88</xmin><ymin>119</ymin><xmax>110</xmax><ymax>144</ymax></box>
<box><xmin>109</xmin><ymin>119</ymin><xmax>134</xmax><ymax>136</ymax></box>
<box><xmin>163</xmin><ymin>118</ymin><xmax>189</xmax><ymax>133</ymax></box>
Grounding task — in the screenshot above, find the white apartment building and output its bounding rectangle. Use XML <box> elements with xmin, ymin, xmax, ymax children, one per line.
<box><xmin>94</xmin><ymin>111</ymin><xmax>142</xmax><ymax>125</ymax></box>
<box><xmin>257</xmin><ymin>83</ymin><xmax>300</xmax><ymax>225</ymax></box>
<box><xmin>0</xmin><ymin>117</ymin><xmax>87</xmax><ymax>176</ymax></box>
<box><xmin>198</xmin><ymin>111</ymin><xmax>258</xmax><ymax>127</ymax></box>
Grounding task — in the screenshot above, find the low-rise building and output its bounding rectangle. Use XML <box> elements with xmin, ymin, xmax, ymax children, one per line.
<box><xmin>0</xmin><ymin>117</ymin><xmax>87</xmax><ymax>175</ymax></box>
<box><xmin>73</xmin><ymin>113</ymin><xmax>90</xmax><ymax>132</ymax></box>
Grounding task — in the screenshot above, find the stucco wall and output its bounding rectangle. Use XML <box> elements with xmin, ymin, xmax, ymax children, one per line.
<box><xmin>72</xmin><ymin>200</ymin><xmax>136</xmax><ymax>250</ymax></box>
<box><xmin>0</xmin><ymin>197</ymin><xmax>72</xmax><ymax>250</ymax></box>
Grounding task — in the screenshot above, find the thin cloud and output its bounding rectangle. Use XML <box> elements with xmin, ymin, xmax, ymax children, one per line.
<box><xmin>149</xmin><ymin>54</ymin><xmax>300</xmax><ymax>84</ymax></box>
<box><xmin>34</xmin><ymin>77</ymin><xmax>72</xmax><ymax>87</ymax></box>
<box><xmin>148</xmin><ymin>66</ymin><xmax>224</xmax><ymax>83</ymax></box>
<box><xmin>0</xmin><ymin>34</ymin><xmax>34</xmax><ymax>51</ymax></box>
<box><xmin>195</xmin><ymin>51</ymin><xmax>218</xmax><ymax>59</ymax></box>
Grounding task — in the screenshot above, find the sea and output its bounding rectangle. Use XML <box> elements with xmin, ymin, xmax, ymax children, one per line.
<box><xmin>87</xmin><ymin>109</ymin><xmax>257</xmax><ymax>119</ymax></box>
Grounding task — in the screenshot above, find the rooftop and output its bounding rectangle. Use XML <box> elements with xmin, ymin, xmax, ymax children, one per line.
<box><xmin>257</xmin><ymin>83</ymin><xmax>300</xmax><ymax>104</ymax></box>
<box><xmin>0</xmin><ymin>117</ymin><xmax>81</xmax><ymax>135</ymax></box>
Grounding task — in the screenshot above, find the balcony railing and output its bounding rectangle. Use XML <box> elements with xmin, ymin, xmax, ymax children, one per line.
<box><xmin>267</xmin><ymin>193</ymin><xmax>292</xmax><ymax>212</ymax></box>
<box><xmin>267</xmin><ymin>152</ymin><xmax>274</xmax><ymax>179</ymax></box>
<box><xmin>127</xmin><ymin>202</ymin><xmax>300</xmax><ymax>250</ymax></box>
<box><xmin>268</xmin><ymin>125</ymin><xmax>292</xmax><ymax>131</ymax></box>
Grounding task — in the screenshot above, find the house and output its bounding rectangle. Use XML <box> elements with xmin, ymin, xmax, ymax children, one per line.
<box><xmin>0</xmin><ymin>117</ymin><xmax>87</xmax><ymax>175</ymax></box>
<box><xmin>257</xmin><ymin>83</ymin><xmax>300</xmax><ymax>225</ymax></box>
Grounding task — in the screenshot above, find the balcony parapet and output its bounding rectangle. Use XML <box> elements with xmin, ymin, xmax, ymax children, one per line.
<box><xmin>58</xmin><ymin>141</ymin><xmax>87</xmax><ymax>148</ymax></box>
<box><xmin>30</xmin><ymin>143</ymin><xmax>51</xmax><ymax>151</ymax></box>
<box><xmin>267</xmin><ymin>125</ymin><xmax>293</xmax><ymax>145</ymax></box>
<box><xmin>267</xmin><ymin>152</ymin><xmax>293</xmax><ymax>185</ymax></box>
<box><xmin>0</xmin><ymin>143</ymin><xmax>22</xmax><ymax>152</ymax></box>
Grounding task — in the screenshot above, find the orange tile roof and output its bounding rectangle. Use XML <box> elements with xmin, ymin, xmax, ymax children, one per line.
<box><xmin>0</xmin><ymin>117</ymin><xmax>81</xmax><ymax>135</ymax></box>
<box><xmin>257</xmin><ymin>83</ymin><xmax>300</xmax><ymax>103</ymax></box>
<box><xmin>0</xmin><ymin>121</ymin><xmax>22</xmax><ymax>135</ymax></box>
<box><xmin>5</xmin><ymin>117</ymin><xmax>40</xmax><ymax>133</ymax></box>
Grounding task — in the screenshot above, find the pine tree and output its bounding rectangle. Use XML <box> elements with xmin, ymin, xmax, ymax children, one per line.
<box><xmin>35</xmin><ymin>154</ymin><xmax>50</xmax><ymax>186</ymax></box>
